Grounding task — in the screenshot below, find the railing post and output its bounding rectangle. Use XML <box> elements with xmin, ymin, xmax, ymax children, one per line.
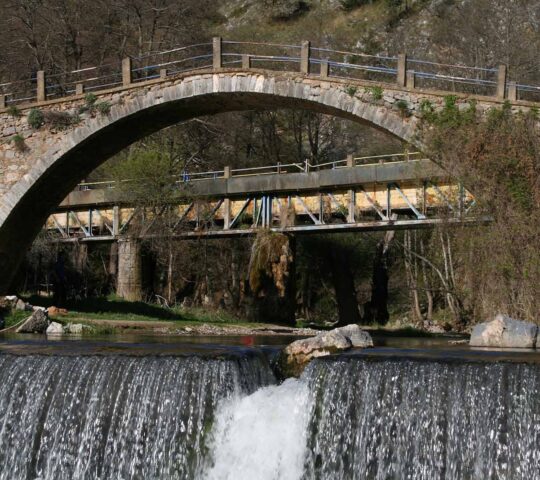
<box><xmin>160</xmin><ymin>68</ymin><xmax>168</xmax><ymax>79</ymax></box>
<box><xmin>300</xmin><ymin>40</ymin><xmax>311</xmax><ymax>74</ymax></box>
<box><xmin>406</xmin><ymin>71</ymin><xmax>415</xmax><ymax>89</ymax></box>
<box><xmin>497</xmin><ymin>64</ymin><xmax>507</xmax><ymax>100</ymax></box>
<box><xmin>397</xmin><ymin>53</ymin><xmax>407</xmax><ymax>87</ymax></box>
<box><xmin>37</xmin><ymin>70</ymin><xmax>46</xmax><ymax>102</ymax></box>
<box><xmin>242</xmin><ymin>54</ymin><xmax>251</xmax><ymax>69</ymax></box>
<box><xmin>213</xmin><ymin>36</ymin><xmax>222</xmax><ymax>69</ymax></box>
<box><xmin>223</xmin><ymin>166</ymin><xmax>231</xmax><ymax>230</ymax></box>
<box><xmin>346</xmin><ymin>154</ymin><xmax>354</xmax><ymax>168</ymax></box>
<box><xmin>0</xmin><ymin>95</ymin><xmax>5</xmax><ymax>109</ymax></box>
<box><xmin>320</xmin><ymin>59</ymin><xmax>329</xmax><ymax>79</ymax></box>
<box><xmin>75</xmin><ymin>83</ymin><xmax>84</xmax><ymax>95</ymax></box>
<box><xmin>507</xmin><ymin>81</ymin><xmax>517</xmax><ymax>102</ymax></box>
<box><xmin>122</xmin><ymin>58</ymin><xmax>132</xmax><ymax>86</ymax></box>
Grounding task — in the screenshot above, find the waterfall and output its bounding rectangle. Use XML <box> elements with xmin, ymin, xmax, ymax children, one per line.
<box><xmin>202</xmin><ymin>357</ymin><xmax>540</xmax><ymax>480</ymax></box>
<box><xmin>200</xmin><ymin>378</ymin><xmax>312</xmax><ymax>480</ymax></box>
<box><xmin>1</xmin><ymin>352</ymin><xmax>539</xmax><ymax>479</ymax></box>
<box><xmin>0</xmin><ymin>354</ymin><xmax>274</xmax><ymax>479</ymax></box>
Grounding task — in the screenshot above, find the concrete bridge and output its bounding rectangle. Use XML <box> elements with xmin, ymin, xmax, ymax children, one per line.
<box><xmin>0</xmin><ymin>38</ymin><xmax>537</xmax><ymax>293</ymax></box>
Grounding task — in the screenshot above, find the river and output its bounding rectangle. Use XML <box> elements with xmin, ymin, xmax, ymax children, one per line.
<box><xmin>0</xmin><ymin>334</ymin><xmax>539</xmax><ymax>479</ymax></box>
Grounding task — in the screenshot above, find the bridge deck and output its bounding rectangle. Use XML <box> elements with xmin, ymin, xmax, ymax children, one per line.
<box><xmin>46</xmin><ymin>157</ymin><xmax>482</xmax><ymax>241</ymax></box>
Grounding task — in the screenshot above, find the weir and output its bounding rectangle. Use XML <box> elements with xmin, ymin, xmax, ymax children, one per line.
<box><xmin>0</xmin><ymin>349</ymin><xmax>538</xmax><ymax>479</ymax></box>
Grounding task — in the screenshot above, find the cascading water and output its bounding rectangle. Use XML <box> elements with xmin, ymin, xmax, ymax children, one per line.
<box><xmin>1</xmin><ymin>352</ymin><xmax>539</xmax><ymax>479</ymax></box>
<box><xmin>0</xmin><ymin>354</ymin><xmax>273</xmax><ymax>479</ymax></box>
<box><xmin>202</xmin><ymin>357</ymin><xmax>540</xmax><ymax>480</ymax></box>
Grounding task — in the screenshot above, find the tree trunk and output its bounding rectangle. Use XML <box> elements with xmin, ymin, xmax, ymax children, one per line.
<box><xmin>364</xmin><ymin>225</ymin><xmax>397</xmax><ymax>325</ymax></box>
<box><xmin>328</xmin><ymin>248</ymin><xmax>361</xmax><ymax>326</ymax></box>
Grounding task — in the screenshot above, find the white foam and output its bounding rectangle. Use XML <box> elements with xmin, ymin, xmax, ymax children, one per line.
<box><xmin>200</xmin><ymin>378</ymin><xmax>312</xmax><ymax>480</ymax></box>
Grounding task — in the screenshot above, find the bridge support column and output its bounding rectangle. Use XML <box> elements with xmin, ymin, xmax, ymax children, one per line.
<box><xmin>116</xmin><ymin>238</ymin><xmax>142</xmax><ymax>301</ymax></box>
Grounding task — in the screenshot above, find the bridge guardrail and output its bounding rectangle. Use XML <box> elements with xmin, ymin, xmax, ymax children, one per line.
<box><xmin>2</xmin><ymin>38</ymin><xmax>540</xmax><ymax>109</ymax></box>
<box><xmin>75</xmin><ymin>151</ymin><xmax>423</xmax><ymax>191</ymax></box>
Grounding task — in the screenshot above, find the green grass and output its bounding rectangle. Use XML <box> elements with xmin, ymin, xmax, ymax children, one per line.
<box><xmin>21</xmin><ymin>294</ymin><xmax>264</xmax><ymax>329</ymax></box>
<box><xmin>3</xmin><ymin>310</ymin><xmax>29</xmax><ymax>329</ymax></box>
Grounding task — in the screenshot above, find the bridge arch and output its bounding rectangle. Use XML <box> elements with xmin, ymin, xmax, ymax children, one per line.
<box><xmin>0</xmin><ymin>70</ymin><xmax>421</xmax><ymax>292</ymax></box>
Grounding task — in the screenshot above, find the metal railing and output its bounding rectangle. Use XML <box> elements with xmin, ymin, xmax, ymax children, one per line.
<box><xmin>1</xmin><ymin>38</ymin><xmax>539</xmax><ymax>108</ymax></box>
<box><xmin>75</xmin><ymin>151</ymin><xmax>423</xmax><ymax>191</ymax></box>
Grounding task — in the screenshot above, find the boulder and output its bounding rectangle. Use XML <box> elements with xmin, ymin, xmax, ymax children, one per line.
<box><xmin>333</xmin><ymin>324</ymin><xmax>374</xmax><ymax>348</ymax></box>
<box><xmin>46</xmin><ymin>322</ymin><xmax>64</xmax><ymax>335</ymax></box>
<box><xmin>65</xmin><ymin>323</ymin><xmax>84</xmax><ymax>334</ymax></box>
<box><xmin>279</xmin><ymin>324</ymin><xmax>373</xmax><ymax>377</ymax></box>
<box><xmin>15</xmin><ymin>299</ymin><xmax>33</xmax><ymax>312</ymax></box>
<box><xmin>47</xmin><ymin>306</ymin><xmax>69</xmax><ymax>317</ymax></box>
<box><xmin>15</xmin><ymin>309</ymin><xmax>49</xmax><ymax>334</ymax></box>
<box><xmin>470</xmin><ymin>314</ymin><xmax>538</xmax><ymax>348</ymax></box>
<box><xmin>0</xmin><ymin>295</ymin><xmax>18</xmax><ymax>312</ymax></box>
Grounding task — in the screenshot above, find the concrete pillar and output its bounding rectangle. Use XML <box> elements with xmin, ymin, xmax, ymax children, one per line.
<box><xmin>320</xmin><ymin>59</ymin><xmax>329</xmax><ymax>79</ymax></box>
<box><xmin>0</xmin><ymin>95</ymin><xmax>5</xmax><ymax>109</ymax></box>
<box><xmin>160</xmin><ymin>68</ymin><xmax>167</xmax><ymax>79</ymax></box>
<box><xmin>346</xmin><ymin>154</ymin><xmax>354</xmax><ymax>168</ymax></box>
<box><xmin>116</xmin><ymin>238</ymin><xmax>142</xmax><ymax>301</ymax></box>
<box><xmin>397</xmin><ymin>54</ymin><xmax>407</xmax><ymax>87</ymax></box>
<box><xmin>242</xmin><ymin>54</ymin><xmax>251</xmax><ymax>69</ymax></box>
<box><xmin>75</xmin><ymin>83</ymin><xmax>84</xmax><ymax>95</ymax></box>
<box><xmin>497</xmin><ymin>64</ymin><xmax>507</xmax><ymax>100</ymax></box>
<box><xmin>508</xmin><ymin>81</ymin><xmax>517</xmax><ymax>102</ymax></box>
<box><xmin>122</xmin><ymin>58</ymin><xmax>132</xmax><ymax>86</ymax></box>
<box><xmin>406</xmin><ymin>71</ymin><xmax>415</xmax><ymax>89</ymax></box>
<box><xmin>37</xmin><ymin>70</ymin><xmax>46</xmax><ymax>102</ymax></box>
<box><xmin>300</xmin><ymin>40</ymin><xmax>311</xmax><ymax>74</ymax></box>
<box><xmin>213</xmin><ymin>37</ymin><xmax>222</xmax><ymax>69</ymax></box>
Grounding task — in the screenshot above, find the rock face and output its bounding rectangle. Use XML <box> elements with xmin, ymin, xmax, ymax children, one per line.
<box><xmin>280</xmin><ymin>324</ymin><xmax>373</xmax><ymax>377</ymax></box>
<box><xmin>470</xmin><ymin>314</ymin><xmax>538</xmax><ymax>348</ymax></box>
<box><xmin>46</xmin><ymin>322</ymin><xmax>64</xmax><ymax>335</ymax></box>
<box><xmin>15</xmin><ymin>310</ymin><xmax>49</xmax><ymax>334</ymax></box>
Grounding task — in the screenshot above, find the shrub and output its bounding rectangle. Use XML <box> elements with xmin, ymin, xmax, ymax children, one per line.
<box><xmin>365</xmin><ymin>85</ymin><xmax>383</xmax><ymax>100</ymax></box>
<box><xmin>395</xmin><ymin>99</ymin><xmax>410</xmax><ymax>117</ymax></box>
<box><xmin>96</xmin><ymin>101</ymin><xmax>111</xmax><ymax>115</ymax></box>
<box><xmin>339</xmin><ymin>0</ymin><xmax>371</xmax><ymax>10</ymax></box>
<box><xmin>43</xmin><ymin>110</ymin><xmax>79</xmax><ymax>129</ymax></box>
<box><xmin>345</xmin><ymin>86</ymin><xmax>358</xmax><ymax>97</ymax></box>
<box><xmin>84</xmin><ymin>93</ymin><xmax>97</xmax><ymax>106</ymax></box>
<box><xmin>262</xmin><ymin>0</ymin><xmax>309</xmax><ymax>20</ymax></box>
<box><xmin>6</xmin><ymin>106</ymin><xmax>20</xmax><ymax>117</ymax></box>
<box><xmin>27</xmin><ymin>108</ymin><xmax>44</xmax><ymax>129</ymax></box>
<box><xmin>11</xmin><ymin>134</ymin><xmax>27</xmax><ymax>152</ymax></box>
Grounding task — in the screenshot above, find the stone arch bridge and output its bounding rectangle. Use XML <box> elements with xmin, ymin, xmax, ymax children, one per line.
<box><xmin>0</xmin><ymin>38</ymin><xmax>537</xmax><ymax>293</ymax></box>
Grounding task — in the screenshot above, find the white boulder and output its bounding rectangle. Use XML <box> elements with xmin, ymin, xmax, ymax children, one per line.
<box><xmin>46</xmin><ymin>322</ymin><xmax>64</xmax><ymax>335</ymax></box>
<box><xmin>470</xmin><ymin>314</ymin><xmax>538</xmax><ymax>349</ymax></box>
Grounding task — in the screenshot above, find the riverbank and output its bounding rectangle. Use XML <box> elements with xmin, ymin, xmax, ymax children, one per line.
<box><xmin>2</xmin><ymin>294</ymin><xmax>450</xmax><ymax>339</ymax></box>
